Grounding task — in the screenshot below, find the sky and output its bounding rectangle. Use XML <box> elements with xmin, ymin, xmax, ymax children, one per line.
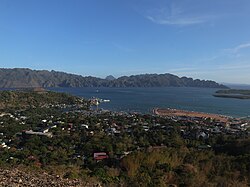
<box><xmin>1</xmin><ymin>0</ymin><xmax>250</xmax><ymax>84</ymax></box>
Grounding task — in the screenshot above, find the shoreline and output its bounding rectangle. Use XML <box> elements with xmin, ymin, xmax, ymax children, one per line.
<box><xmin>153</xmin><ymin>108</ymin><xmax>230</xmax><ymax>122</ymax></box>
<box><xmin>213</xmin><ymin>94</ymin><xmax>250</xmax><ymax>99</ymax></box>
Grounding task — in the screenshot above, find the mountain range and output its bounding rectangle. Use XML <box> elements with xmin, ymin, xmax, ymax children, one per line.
<box><xmin>0</xmin><ymin>68</ymin><xmax>228</xmax><ymax>88</ymax></box>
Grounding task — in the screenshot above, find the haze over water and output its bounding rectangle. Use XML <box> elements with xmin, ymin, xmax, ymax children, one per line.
<box><xmin>49</xmin><ymin>87</ymin><xmax>250</xmax><ymax>118</ymax></box>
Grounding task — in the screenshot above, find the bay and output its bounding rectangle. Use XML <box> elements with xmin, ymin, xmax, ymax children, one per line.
<box><xmin>48</xmin><ymin>87</ymin><xmax>250</xmax><ymax>118</ymax></box>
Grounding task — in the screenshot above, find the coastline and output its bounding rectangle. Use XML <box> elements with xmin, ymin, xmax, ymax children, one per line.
<box><xmin>4</xmin><ymin>87</ymin><xmax>250</xmax><ymax>118</ymax></box>
<box><xmin>153</xmin><ymin>108</ymin><xmax>230</xmax><ymax>122</ymax></box>
<box><xmin>213</xmin><ymin>94</ymin><xmax>250</xmax><ymax>99</ymax></box>
<box><xmin>214</xmin><ymin>89</ymin><xmax>250</xmax><ymax>99</ymax></box>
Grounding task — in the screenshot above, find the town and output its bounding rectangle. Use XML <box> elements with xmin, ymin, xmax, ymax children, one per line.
<box><xmin>0</xmin><ymin>90</ymin><xmax>249</xmax><ymax>186</ymax></box>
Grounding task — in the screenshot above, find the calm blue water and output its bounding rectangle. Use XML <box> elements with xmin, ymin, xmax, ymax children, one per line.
<box><xmin>47</xmin><ymin>87</ymin><xmax>250</xmax><ymax>118</ymax></box>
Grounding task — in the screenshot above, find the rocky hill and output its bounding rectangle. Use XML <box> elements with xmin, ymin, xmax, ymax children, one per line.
<box><xmin>0</xmin><ymin>68</ymin><xmax>228</xmax><ymax>88</ymax></box>
<box><xmin>0</xmin><ymin>168</ymin><xmax>99</xmax><ymax>187</ymax></box>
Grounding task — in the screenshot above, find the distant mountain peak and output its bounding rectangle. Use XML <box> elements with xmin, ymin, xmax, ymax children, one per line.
<box><xmin>105</xmin><ymin>75</ymin><xmax>116</xmax><ymax>81</ymax></box>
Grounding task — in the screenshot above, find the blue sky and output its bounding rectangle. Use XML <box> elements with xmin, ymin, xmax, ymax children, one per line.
<box><xmin>1</xmin><ymin>0</ymin><xmax>250</xmax><ymax>84</ymax></box>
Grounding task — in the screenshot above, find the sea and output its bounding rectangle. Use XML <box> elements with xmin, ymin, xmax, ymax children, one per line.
<box><xmin>45</xmin><ymin>87</ymin><xmax>250</xmax><ymax>118</ymax></box>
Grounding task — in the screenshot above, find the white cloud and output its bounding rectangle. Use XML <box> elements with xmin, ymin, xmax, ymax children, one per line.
<box><xmin>225</xmin><ymin>42</ymin><xmax>250</xmax><ymax>53</ymax></box>
<box><xmin>145</xmin><ymin>2</ymin><xmax>215</xmax><ymax>26</ymax></box>
<box><xmin>193</xmin><ymin>42</ymin><xmax>250</xmax><ymax>65</ymax></box>
<box><xmin>217</xmin><ymin>63</ymin><xmax>250</xmax><ymax>70</ymax></box>
<box><xmin>146</xmin><ymin>15</ymin><xmax>207</xmax><ymax>26</ymax></box>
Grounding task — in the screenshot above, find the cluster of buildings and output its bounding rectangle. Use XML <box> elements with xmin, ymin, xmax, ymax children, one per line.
<box><xmin>0</xmin><ymin>104</ymin><xmax>249</xmax><ymax>163</ymax></box>
<box><xmin>164</xmin><ymin>114</ymin><xmax>250</xmax><ymax>141</ymax></box>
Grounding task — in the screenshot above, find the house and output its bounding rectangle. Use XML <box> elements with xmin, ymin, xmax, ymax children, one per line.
<box><xmin>81</xmin><ymin>124</ymin><xmax>89</xmax><ymax>129</ymax></box>
<box><xmin>212</xmin><ymin>126</ymin><xmax>221</xmax><ymax>134</ymax></box>
<box><xmin>23</xmin><ymin>130</ymin><xmax>53</xmax><ymax>138</ymax></box>
<box><xmin>143</xmin><ymin>125</ymin><xmax>149</xmax><ymax>131</ymax></box>
<box><xmin>41</xmin><ymin>128</ymin><xmax>49</xmax><ymax>133</ymax></box>
<box><xmin>94</xmin><ymin>152</ymin><xmax>109</xmax><ymax>161</ymax></box>
<box><xmin>20</xmin><ymin>116</ymin><xmax>27</xmax><ymax>120</ymax></box>
<box><xmin>68</xmin><ymin>123</ymin><xmax>73</xmax><ymax>129</ymax></box>
<box><xmin>50</xmin><ymin>125</ymin><xmax>57</xmax><ymax>129</ymax></box>
<box><xmin>118</xmin><ymin>151</ymin><xmax>132</xmax><ymax>159</ymax></box>
<box><xmin>1</xmin><ymin>142</ymin><xmax>7</xmax><ymax>148</ymax></box>
<box><xmin>196</xmin><ymin>131</ymin><xmax>209</xmax><ymax>140</ymax></box>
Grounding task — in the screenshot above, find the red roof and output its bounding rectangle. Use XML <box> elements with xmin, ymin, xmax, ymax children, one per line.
<box><xmin>95</xmin><ymin>155</ymin><xmax>109</xmax><ymax>160</ymax></box>
<box><xmin>94</xmin><ymin>152</ymin><xmax>108</xmax><ymax>160</ymax></box>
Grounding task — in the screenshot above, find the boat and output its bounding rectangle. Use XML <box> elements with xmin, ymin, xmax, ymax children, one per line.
<box><xmin>103</xmin><ymin>99</ymin><xmax>110</xmax><ymax>102</ymax></box>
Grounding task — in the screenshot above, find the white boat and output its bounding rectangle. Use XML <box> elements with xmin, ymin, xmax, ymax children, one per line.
<box><xmin>103</xmin><ymin>99</ymin><xmax>110</xmax><ymax>102</ymax></box>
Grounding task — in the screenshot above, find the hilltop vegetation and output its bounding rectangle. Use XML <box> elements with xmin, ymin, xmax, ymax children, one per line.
<box><xmin>0</xmin><ymin>90</ymin><xmax>89</xmax><ymax>110</ymax></box>
<box><xmin>0</xmin><ymin>68</ymin><xmax>227</xmax><ymax>88</ymax></box>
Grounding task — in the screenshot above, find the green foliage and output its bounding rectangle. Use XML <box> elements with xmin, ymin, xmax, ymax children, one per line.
<box><xmin>0</xmin><ymin>90</ymin><xmax>249</xmax><ymax>186</ymax></box>
<box><xmin>0</xmin><ymin>90</ymin><xmax>89</xmax><ymax>110</ymax></box>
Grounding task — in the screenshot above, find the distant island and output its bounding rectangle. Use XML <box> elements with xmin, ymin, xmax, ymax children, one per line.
<box><xmin>214</xmin><ymin>89</ymin><xmax>250</xmax><ymax>99</ymax></box>
<box><xmin>0</xmin><ymin>68</ymin><xmax>228</xmax><ymax>88</ymax></box>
